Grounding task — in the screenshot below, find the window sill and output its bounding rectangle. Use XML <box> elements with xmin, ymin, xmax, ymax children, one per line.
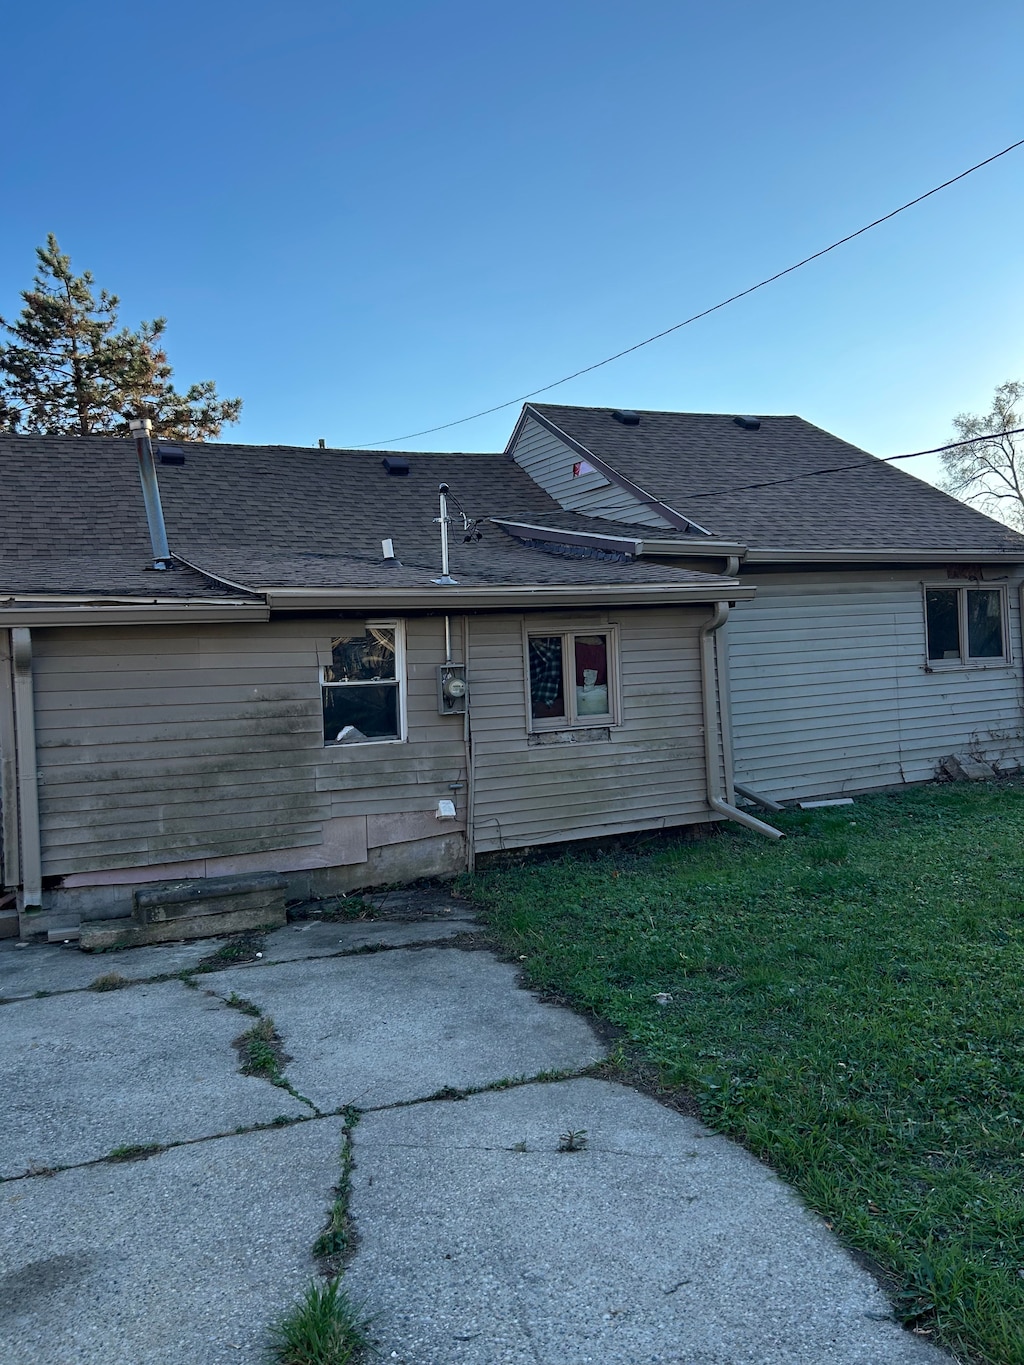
<box><xmin>528</xmin><ymin>727</ymin><xmax>612</xmax><ymax>747</ymax></box>
<box><xmin>323</xmin><ymin>737</ymin><xmax>406</xmax><ymax>750</ymax></box>
<box><xmin>924</xmin><ymin>660</ymin><xmax>1012</xmax><ymax>672</ymax></box>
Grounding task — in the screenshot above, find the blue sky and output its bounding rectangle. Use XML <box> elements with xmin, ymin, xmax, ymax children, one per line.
<box><xmin>2</xmin><ymin>1</ymin><xmax>1022</xmax><ymax>488</ymax></box>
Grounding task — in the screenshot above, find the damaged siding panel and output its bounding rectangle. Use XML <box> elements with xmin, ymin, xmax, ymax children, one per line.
<box><xmin>509</xmin><ymin>415</ymin><xmax>673</xmax><ymax>529</ymax></box>
<box><xmin>32</xmin><ymin>621</ymin><xmax>331</xmax><ymax>875</ymax></box>
<box><xmin>470</xmin><ymin>607</ymin><xmax>711</xmax><ymax>852</ymax></box>
<box><xmin>727</xmin><ymin>570</ymin><xmax>1024</xmax><ymax>801</ymax></box>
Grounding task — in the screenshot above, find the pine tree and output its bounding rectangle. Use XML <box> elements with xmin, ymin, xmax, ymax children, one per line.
<box><xmin>0</xmin><ymin>235</ymin><xmax>242</xmax><ymax>440</ymax></box>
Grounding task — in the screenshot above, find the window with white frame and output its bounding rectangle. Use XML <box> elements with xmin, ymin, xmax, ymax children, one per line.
<box><xmin>322</xmin><ymin>623</ymin><xmax>405</xmax><ymax>744</ymax></box>
<box><xmin>527</xmin><ymin>629</ymin><xmax>617</xmax><ymax>728</ymax></box>
<box><xmin>924</xmin><ymin>586</ymin><xmax>1008</xmax><ymax>666</ymax></box>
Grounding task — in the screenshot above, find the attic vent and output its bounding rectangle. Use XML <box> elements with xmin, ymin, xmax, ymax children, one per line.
<box><xmin>611</xmin><ymin>409</ymin><xmax>640</xmax><ymax>426</ymax></box>
<box><xmin>382</xmin><ymin>456</ymin><xmax>410</xmax><ymax>477</ymax></box>
<box><xmin>733</xmin><ymin>415</ymin><xmax>761</xmax><ymax>431</ymax></box>
<box><xmin>158</xmin><ymin>446</ymin><xmax>186</xmax><ymax>465</ymax></box>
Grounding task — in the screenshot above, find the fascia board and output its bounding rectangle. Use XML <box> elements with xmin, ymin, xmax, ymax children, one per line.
<box><xmin>490</xmin><ymin>519</ymin><xmax>642</xmax><ymax>554</ymax></box>
<box><xmin>744</xmin><ymin>548</ymin><xmax>1024</xmax><ymax>565</ymax></box>
<box><xmin>637</xmin><ymin>538</ymin><xmax>747</xmax><ymax>557</ymax></box>
<box><xmin>491</xmin><ymin>520</ymin><xmax>749</xmax><ymax>560</ymax></box>
<box><xmin>265</xmin><ymin>583</ymin><xmax>755</xmax><ymax>611</ymax></box>
<box><xmin>0</xmin><ymin>602</ymin><xmax>270</xmax><ymax>627</ymax></box>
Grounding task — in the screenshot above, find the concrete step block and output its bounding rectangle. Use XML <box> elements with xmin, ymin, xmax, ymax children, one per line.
<box><xmin>80</xmin><ymin>903</ymin><xmax>286</xmax><ymax>952</ymax></box>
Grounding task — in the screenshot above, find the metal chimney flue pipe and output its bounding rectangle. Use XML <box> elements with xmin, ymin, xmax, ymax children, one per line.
<box><xmin>129</xmin><ymin>417</ymin><xmax>172</xmax><ymax>570</ymax></box>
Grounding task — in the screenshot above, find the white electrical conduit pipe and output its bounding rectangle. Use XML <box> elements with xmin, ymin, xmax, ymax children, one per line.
<box><xmin>698</xmin><ymin>603</ymin><xmax>784</xmax><ymax>840</ymax></box>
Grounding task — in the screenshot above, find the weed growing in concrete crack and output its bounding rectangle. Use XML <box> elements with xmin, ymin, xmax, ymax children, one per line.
<box><xmin>106</xmin><ymin>1143</ymin><xmax>162</xmax><ymax>1163</ymax></box>
<box><xmin>237</xmin><ymin>1016</ymin><xmax>288</xmax><ymax>1084</ymax></box>
<box><xmin>225</xmin><ymin>991</ymin><xmax>261</xmax><ymax>1016</ymax></box>
<box><xmin>89</xmin><ymin>972</ymin><xmax>129</xmax><ymax>992</ymax></box>
<box><xmin>558</xmin><ymin>1128</ymin><xmax>589</xmax><ymax>1153</ymax></box>
<box><xmin>269</xmin><ymin>1277</ymin><xmax>372</xmax><ymax>1365</ymax></box>
<box><xmin>195</xmin><ymin>933</ymin><xmax>266</xmax><ymax>973</ymax></box>
<box><xmin>313</xmin><ymin>1110</ymin><xmax>360</xmax><ymax>1273</ymax></box>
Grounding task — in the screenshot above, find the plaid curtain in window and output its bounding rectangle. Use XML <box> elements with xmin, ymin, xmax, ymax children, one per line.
<box><xmin>529</xmin><ymin>637</ymin><xmax>563</xmax><ymax>707</ymax></box>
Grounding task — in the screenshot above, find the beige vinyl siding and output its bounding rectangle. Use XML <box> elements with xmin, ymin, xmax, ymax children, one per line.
<box><xmin>726</xmin><ymin>570</ymin><xmax>1024</xmax><ymax>802</ymax></box>
<box><xmin>33</xmin><ymin>618</ymin><xmax>468</xmax><ymax>875</ymax></box>
<box><xmin>509</xmin><ymin>416</ymin><xmax>674</xmax><ymax>529</ymax></box>
<box><xmin>470</xmin><ymin>608</ymin><xmax>713</xmax><ymax>852</ymax></box>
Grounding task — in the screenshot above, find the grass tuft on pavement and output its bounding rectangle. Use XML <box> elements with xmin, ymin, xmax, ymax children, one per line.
<box><xmin>470</xmin><ymin>780</ymin><xmax>1024</xmax><ymax>1365</ymax></box>
<box><xmin>270</xmin><ymin>1277</ymin><xmax>372</xmax><ymax>1365</ymax></box>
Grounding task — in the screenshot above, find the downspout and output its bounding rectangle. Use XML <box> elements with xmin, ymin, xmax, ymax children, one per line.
<box><xmin>699</xmin><ymin>603</ymin><xmax>783</xmax><ymax>839</ymax></box>
<box><xmin>0</xmin><ymin>630</ymin><xmax>20</xmax><ymax>888</ymax></box>
<box><xmin>10</xmin><ymin>628</ymin><xmax>43</xmax><ymax>908</ymax></box>
<box><xmin>462</xmin><ymin>615</ymin><xmax>476</xmax><ymax>873</ymax></box>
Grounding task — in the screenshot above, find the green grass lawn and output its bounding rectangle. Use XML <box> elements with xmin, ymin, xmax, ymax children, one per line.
<box><xmin>468</xmin><ymin>781</ymin><xmax>1024</xmax><ymax>1365</ymax></box>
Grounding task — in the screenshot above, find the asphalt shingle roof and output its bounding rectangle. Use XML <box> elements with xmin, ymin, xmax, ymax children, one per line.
<box><xmin>528</xmin><ymin>404</ymin><xmax>1024</xmax><ymax>554</ymax></box>
<box><xmin>0</xmin><ymin>435</ymin><xmax>727</xmax><ymax>598</ymax></box>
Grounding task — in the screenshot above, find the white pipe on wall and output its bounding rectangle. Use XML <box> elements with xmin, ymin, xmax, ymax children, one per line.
<box><xmin>698</xmin><ymin>604</ymin><xmax>784</xmax><ymax>840</ymax></box>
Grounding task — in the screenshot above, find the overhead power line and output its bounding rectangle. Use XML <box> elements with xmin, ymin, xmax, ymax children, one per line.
<box><xmin>348</xmin><ymin>137</ymin><xmax>1024</xmax><ymax>449</ymax></box>
<box><xmin>679</xmin><ymin>426</ymin><xmax>1024</xmax><ymax>501</ymax></box>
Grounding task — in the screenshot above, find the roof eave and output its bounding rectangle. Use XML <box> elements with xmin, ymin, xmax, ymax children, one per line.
<box><xmin>264</xmin><ymin>583</ymin><xmax>754</xmax><ymax>612</ymax></box>
<box><xmin>744</xmin><ymin>548</ymin><xmax>1024</xmax><ymax>565</ymax></box>
<box><xmin>0</xmin><ymin>598</ymin><xmax>270</xmax><ymax>627</ymax></box>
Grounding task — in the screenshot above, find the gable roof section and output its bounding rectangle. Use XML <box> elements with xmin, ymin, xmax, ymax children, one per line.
<box><xmin>525</xmin><ymin>404</ymin><xmax>1024</xmax><ymax>558</ymax></box>
<box><xmin>0</xmin><ymin>435</ymin><xmax>745</xmax><ymax>613</ymax></box>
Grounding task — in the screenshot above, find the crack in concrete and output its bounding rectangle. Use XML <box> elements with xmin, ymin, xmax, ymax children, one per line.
<box><xmin>0</xmin><ymin>1064</ymin><xmax>608</xmax><ymax>1187</ymax></box>
<box><xmin>0</xmin><ymin>927</ymin><xmax>484</xmax><ymax>1008</ymax></box>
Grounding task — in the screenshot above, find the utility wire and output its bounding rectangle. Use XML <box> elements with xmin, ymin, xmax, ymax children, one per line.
<box><xmin>679</xmin><ymin>426</ymin><xmax>1024</xmax><ymax>501</ymax></box>
<box><xmin>348</xmin><ymin>137</ymin><xmax>1024</xmax><ymax>449</ymax></box>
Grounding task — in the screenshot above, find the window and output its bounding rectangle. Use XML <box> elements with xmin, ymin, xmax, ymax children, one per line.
<box><xmin>527</xmin><ymin>629</ymin><xmax>617</xmax><ymax>728</ymax></box>
<box><xmin>925</xmin><ymin>587</ymin><xmax>1008</xmax><ymax>666</ymax></box>
<box><xmin>322</xmin><ymin>623</ymin><xmax>404</xmax><ymax>744</ymax></box>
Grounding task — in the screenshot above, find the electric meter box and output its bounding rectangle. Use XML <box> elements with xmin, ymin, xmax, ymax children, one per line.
<box><xmin>437</xmin><ymin>663</ymin><xmax>468</xmax><ymax>714</ymax></box>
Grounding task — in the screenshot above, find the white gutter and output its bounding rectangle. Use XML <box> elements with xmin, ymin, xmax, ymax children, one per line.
<box><xmin>698</xmin><ymin>603</ymin><xmax>783</xmax><ymax>840</ymax></box>
<box><xmin>10</xmin><ymin>628</ymin><xmax>42</xmax><ymax>909</ymax></box>
<box><xmin>0</xmin><ymin>630</ymin><xmax>19</xmax><ymax>888</ymax></box>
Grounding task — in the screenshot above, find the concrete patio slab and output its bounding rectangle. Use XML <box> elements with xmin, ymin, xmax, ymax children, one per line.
<box><xmin>345</xmin><ymin>1078</ymin><xmax>948</xmax><ymax>1365</ymax></box>
<box><xmin>0</xmin><ymin>937</ymin><xmax>215</xmax><ymax>1000</ymax></box>
<box><xmin>0</xmin><ymin>1120</ymin><xmax>341</xmax><ymax>1365</ymax></box>
<box><xmin>259</xmin><ymin>916</ymin><xmax>481</xmax><ymax>963</ymax></box>
<box><xmin>210</xmin><ymin>948</ymin><xmax>606</xmax><ymax>1111</ymax></box>
<box><xmin>1</xmin><ymin>981</ymin><xmax>308</xmax><ymax>1177</ymax></box>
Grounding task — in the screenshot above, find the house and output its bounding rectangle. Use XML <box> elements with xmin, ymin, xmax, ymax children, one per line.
<box><xmin>507</xmin><ymin>403</ymin><xmax>1024</xmax><ymax>801</ymax></box>
<box><xmin>0</xmin><ymin>425</ymin><xmax>769</xmax><ymax>939</ymax></box>
<box><xmin>5</xmin><ymin>402</ymin><xmax>1023</xmax><ymax>939</ymax></box>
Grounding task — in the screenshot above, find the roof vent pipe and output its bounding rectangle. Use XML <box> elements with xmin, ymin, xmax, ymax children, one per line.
<box><xmin>431</xmin><ymin>484</ymin><xmax>458</xmax><ymax>585</ymax></box>
<box><xmin>129</xmin><ymin>417</ymin><xmax>172</xmax><ymax>570</ymax></box>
